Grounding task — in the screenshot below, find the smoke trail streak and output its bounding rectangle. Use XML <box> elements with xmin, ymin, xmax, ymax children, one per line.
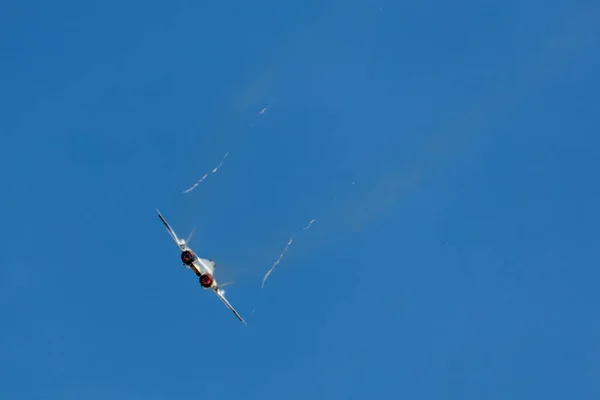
<box><xmin>211</xmin><ymin>152</ymin><xmax>228</xmax><ymax>173</ymax></box>
<box><xmin>261</xmin><ymin>218</ymin><xmax>316</xmax><ymax>288</ymax></box>
<box><xmin>182</xmin><ymin>152</ymin><xmax>229</xmax><ymax>194</ymax></box>
<box><xmin>261</xmin><ymin>237</ymin><xmax>293</xmax><ymax>289</ymax></box>
<box><xmin>303</xmin><ymin>218</ymin><xmax>316</xmax><ymax>230</ymax></box>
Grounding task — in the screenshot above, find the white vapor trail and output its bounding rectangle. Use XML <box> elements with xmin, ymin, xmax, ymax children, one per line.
<box><xmin>182</xmin><ymin>152</ymin><xmax>229</xmax><ymax>194</ymax></box>
<box><xmin>261</xmin><ymin>237</ymin><xmax>293</xmax><ymax>288</ymax></box>
<box><xmin>183</xmin><ymin>105</ymin><xmax>267</xmax><ymax>192</ymax></box>
<box><xmin>303</xmin><ymin>218</ymin><xmax>316</xmax><ymax>230</ymax></box>
<box><xmin>261</xmin><ymin>218</ymin><xmax>317</xmax><ymax>288</ymax></box>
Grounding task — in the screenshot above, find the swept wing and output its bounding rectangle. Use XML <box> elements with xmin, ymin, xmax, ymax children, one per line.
<box><xmin>157</xmin><ymin>209</ymin><xmax>185</xmax><ymax>249</ymax></box>
<box><xmin>214</xmin><ymin>288</ymin><xmax>247</xmax><ymax>325</ymax></box>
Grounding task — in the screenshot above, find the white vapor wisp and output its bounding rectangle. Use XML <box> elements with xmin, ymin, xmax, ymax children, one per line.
<box><xmin>261</xmin><ymin>237</ymin><xmax>293</xmax><ymax>289</ymax></box>
<box><xmin>182</xmin><ymin>152</ymin><xmax>229</xmax><ymax>194</ymax></box>
<box><xmin>303</xmin><ymin>218</ymin><xmax>316</xmax><ymax>230</ymax></box>
<box><xmin>261</xmin><ymin>218</ymin><xmax>316</xmax><ymax>288</ymax></box>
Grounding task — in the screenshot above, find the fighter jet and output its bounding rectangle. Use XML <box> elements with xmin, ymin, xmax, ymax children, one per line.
<box><xmin>156</xmin><ymin>209</ymin><xmax>246</xmax><ymax>325</ymax></box>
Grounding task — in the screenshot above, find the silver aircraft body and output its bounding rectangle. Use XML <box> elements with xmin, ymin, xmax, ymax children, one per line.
<box><xmin>157</xmin><ymin>209</ymin><xmax>246</xmax><ymax>325</ymax></box>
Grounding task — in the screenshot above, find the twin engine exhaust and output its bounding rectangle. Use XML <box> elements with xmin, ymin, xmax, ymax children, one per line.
<box><xmin>181</xmin><ymin>250</ymin><xmax>214</xmax><ymax>288</ymax></box>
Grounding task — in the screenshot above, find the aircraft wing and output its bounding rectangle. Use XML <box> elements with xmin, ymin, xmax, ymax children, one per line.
<box><xmin>214</xmin><ymin>288</ymin><xmax>247</xmax><ymax>325</ymax></box>
<box><xmin>156</xmin><ymin>209</ymin><xmax>183</xmax><ymax>249</ymax></box>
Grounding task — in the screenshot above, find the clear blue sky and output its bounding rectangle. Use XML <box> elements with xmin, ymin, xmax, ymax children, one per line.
<box><xmin>1</xmin><ymin>0</ymin><xmax>599</xmax><ymax>398</ymax></box>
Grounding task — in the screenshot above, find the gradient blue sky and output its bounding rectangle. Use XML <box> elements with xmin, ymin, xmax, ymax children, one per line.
<box><xmin>1</xmin><ymin>1</ymin><xmax>599</xmax><ymax>398</ymax></box>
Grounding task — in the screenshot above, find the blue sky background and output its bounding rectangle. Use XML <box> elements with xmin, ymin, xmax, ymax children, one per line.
<box><xmin>1</xmin><ymin>0</ymin><xmax>599</xmax><ymax>398</ymax></box>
